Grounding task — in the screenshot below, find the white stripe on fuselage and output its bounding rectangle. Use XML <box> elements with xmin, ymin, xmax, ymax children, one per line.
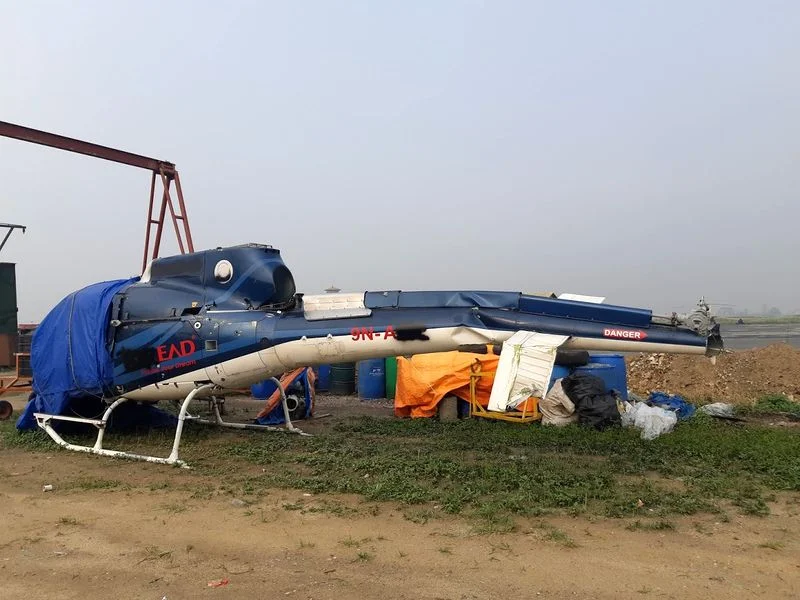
<box><xmin>123</xmin><ymin>326</ymin><xmax>704</xmax><ymax>401</ymax></box>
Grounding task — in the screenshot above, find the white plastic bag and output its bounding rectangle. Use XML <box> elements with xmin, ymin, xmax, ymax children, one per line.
<box><xmin>699</xmin><ymin>402</ymin><xmax>735</xmax><ymax>418</ymax></box>
<box><xmin>621</xmin><ymin>402</ymin><xmax>678</xmax><ymax>440</ymax></box>
<box><xmin>540</xmin><ymin>379</ymin><xmax>579</xmax><ymax>427</ymax></box>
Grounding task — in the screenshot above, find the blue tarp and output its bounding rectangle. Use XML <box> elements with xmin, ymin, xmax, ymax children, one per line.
<box><xmin>17</xmin><ymin>278</ymin><xmax>138</xmax><ymax>430</ymax></box>
<box><xmin>648</xmin><ymin>391</ymin><xmax>696</xmax><ymax>420</ymax></box>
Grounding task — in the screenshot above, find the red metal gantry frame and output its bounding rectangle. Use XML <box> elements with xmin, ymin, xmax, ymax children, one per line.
<box><xmin>0</xmin><ymin>120</ymin><xmax>194</xmax><ymax>273</ymax></box>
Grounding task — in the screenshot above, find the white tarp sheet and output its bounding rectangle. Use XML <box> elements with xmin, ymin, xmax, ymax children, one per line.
<box><xmin>302</xmin><ymin>292</ymin><xmax>372</xmax><ymax>321</ymax></box>
<box><xmin>557</xmin><ymin>293</ymin><xmax>606</xmax><ymax>304</ymax></box>
<box><xmin>488</xmin><ymin>331</ymin><xmax>569</xmax><ymax>412</ymax></box>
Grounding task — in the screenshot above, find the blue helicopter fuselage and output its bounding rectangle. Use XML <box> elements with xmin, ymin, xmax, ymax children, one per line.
<box><xmin>107</xmin><ymin>244</ymin><xmax>722</xmax><ymax>401</ymax></box>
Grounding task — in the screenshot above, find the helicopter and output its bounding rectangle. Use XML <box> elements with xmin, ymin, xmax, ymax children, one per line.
<box><xmin>17</xmin><ymin>242</ymin><xmax>723</xmax><ymax>466</ymax></box>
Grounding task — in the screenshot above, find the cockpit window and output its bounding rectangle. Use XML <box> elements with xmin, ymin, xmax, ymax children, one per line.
<box><xmin>150</xmin><ymin>254</ymin><xmax>204</xmax><ymax>282</ymax></box>
<box><xmin>271</xmin><ymin>265</ymin><xmax>296</xmax><ymax>304</ymax></box>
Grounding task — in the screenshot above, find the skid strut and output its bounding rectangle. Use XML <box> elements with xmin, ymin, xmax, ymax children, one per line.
<box><xmin>33</xmin><ymin>378</ymin><xmax>308</xmax><ymax>467</ymax></box>
<box><xmin>187</xmin><ymin>377</ymin><xmax>310</xmax><ymax>437</ymax></box>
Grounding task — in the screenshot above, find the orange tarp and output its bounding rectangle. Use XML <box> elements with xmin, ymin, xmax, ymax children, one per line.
<box><xmin>394</xmin><ymin>349</ymin><xmax>499</xmax><ymax>418</ymax></box>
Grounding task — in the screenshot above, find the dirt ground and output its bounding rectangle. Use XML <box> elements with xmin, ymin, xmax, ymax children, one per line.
<box><xmin>626</xmin><ymin>343</ymin><xmax>800</xmax><ymax>404</ymax></box>
<box><xmin>0</xmin><ymin>394</ymin><xmax>798</xmax><ymax>600</ymax></box>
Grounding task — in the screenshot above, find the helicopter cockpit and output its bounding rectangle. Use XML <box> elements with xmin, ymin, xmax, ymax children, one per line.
<box><xmin>114</xmin><ymin>244</ymin><xmax>297</xmax><ymax>322</ymax></box>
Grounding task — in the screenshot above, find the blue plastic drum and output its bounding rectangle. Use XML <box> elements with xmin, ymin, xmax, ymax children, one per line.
<box><xmin>357</xmin><ymin>359</ymin><xmax>386</xmax><ymax>400</ymax></box>
<box><xmin>587</xmin><ymin>354</ymin><xmax>628</xmax><ymax>400</ymax></box>
<box><xmin>251</xmin><ymin>378</ymin><xmax>278</xmax><ymax>400</ymax></box>
<box><xmin>316</xmin><ymin>364</ymin><xmax>332</xmax><ymax>391</ymax></box>
<box><xmin>573</xmin><ymin>362</ymin><xmax>627</xmax><ymax>399</ymax></box>
<box><xmin>549</xmin><ymin>364</ymin><xmax>571</xmax><ymax>390</ymax></box>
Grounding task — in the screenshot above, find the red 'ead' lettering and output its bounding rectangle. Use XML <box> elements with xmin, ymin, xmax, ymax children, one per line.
<box><xmin>603</xmin><ymin>328</ymin><xmax>647</xmax><ymax>340</ymax></box>
<box><xmin>156</xmin><ymin>339</ymin><xmax>197</xmax><ymax>362</ymax></box>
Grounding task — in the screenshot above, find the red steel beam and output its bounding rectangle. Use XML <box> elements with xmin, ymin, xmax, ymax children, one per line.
<box><xmin>0</xmin><ymin>120</ymin><xmax>175</xmax><ymax>175</ymax></box>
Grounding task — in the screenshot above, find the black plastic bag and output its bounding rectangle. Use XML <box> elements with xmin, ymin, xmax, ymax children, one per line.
<box><xmin>561</xmin><ymin>372</ymin><xmax>621</xmax><ymax>430</ymax></box>
<box><xmin>561</xmin><ymin>372</ymin><xmax>606</xmax><ymax>400</ymax></box>
<box><xmin>572</xmin><ymin>394</ymin><xmax>621</xmax><ymax>430</ymax></box>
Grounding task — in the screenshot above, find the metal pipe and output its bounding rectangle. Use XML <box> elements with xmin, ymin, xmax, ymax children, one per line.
<box><xmin>194</xmin><ymin>397</ymin><xmax>309</xmax><ymax>435</ymax></box>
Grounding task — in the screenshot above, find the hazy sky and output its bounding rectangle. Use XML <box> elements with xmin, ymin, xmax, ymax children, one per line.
<box><xmin>2</xmin><ymin>1</ymin><xmax>799</xmax><ymax>321</ymax></box>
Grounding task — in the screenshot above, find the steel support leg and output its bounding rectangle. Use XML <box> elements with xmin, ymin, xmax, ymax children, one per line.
<box><xmin>188</xmin><ymin>377</ymin><xmax>310</xmax><ymax>436</ymax></box>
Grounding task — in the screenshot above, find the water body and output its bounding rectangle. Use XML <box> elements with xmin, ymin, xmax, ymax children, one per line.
<box><xmin>719</xmin><ymin>323</ymin><xmax>800</xmax><ymax>350</ymax></box>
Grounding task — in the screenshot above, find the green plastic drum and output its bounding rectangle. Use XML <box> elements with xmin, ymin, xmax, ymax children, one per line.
<box><xmin>329</xmin><ymin>363</ymin><xmax>356</xmax><ymax>395</ymax></box>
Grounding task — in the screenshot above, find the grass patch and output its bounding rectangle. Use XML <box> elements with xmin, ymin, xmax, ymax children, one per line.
<box><xmin>216</xmin><ymin>416</ymin><xmax>799</xmax><ymax>523</ymax></box>
<box><xmin>749</xmin><ymin>394</ymin><xmax>800</xmax><ymax>416</ymax></box>
<box><xmin>354</xmin><ymin>551</ymin><xmax>373</xmax><ymax>563</ymax></box>
<box><xmin>403</xmin><ymin>508</ymin><xmax>438</xmax><ymax>525</ymax></box>
<box><xmin>488</xmin><ymin>541</ymin><xmax>513</xmax><ymax>554</ymax></box>
<box><xmin>57</xmin><ymin>516</ymin><xmax>81</xmax><ymax>526</ymax></box>
<box><xmin>0</xmin><ymin>424</ymin><xmax>57</xmax><ymax>451</ymax></box>
<box><xmin>5</xmin><ymin>406</ymin><xmax>799</xmax><ymax>526</ymax></box>
<box><xmin>542</xmin><ymin>528</ymin><xmax>578</xmax><ymax>548</ymax></box>
<box><xmin>626</xmin><ymin>519</ymin><xmax>675</xmax><ymax>532</ymax></box>
<box><xmin>160</xmin><ymin>502</ymin><xmax>187</xmax><ymax>514</ymax></box>
<box><xmin>471</xmin><ymin>508</ymin><xmax>518</xmax><ymax>534</ymax></box>
<box><xmin>340</xmin><ymin>536</ymin><xmax>372</xmax><ymax>548</ymax></box>
<box><xmin>693</xmin><ymin>522</ymin><xmax>711</xmax><ymax>535</ymax></box>
<box><xmin>340</xmin><ymin>536</ymin><xmax>360</xmax><ymax>548</ymax></box>
<box><xmin>758</xmin><ymin>540</ymin><xmax>785</xmax><ymax>550</ymax></box>
<box><xmin>137</xmin><ymin>545</ymin><xmax>173</xmax><ymax>564</ymax></box>
<box><xmin>303</xmin><ymin>500</ymin><xmax>359</xmax><ymax>518</ymax></box>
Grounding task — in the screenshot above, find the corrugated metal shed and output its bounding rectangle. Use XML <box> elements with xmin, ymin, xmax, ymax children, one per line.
<box><xmin>0</xmin><ymin>263</ymin><xmax>18</xmax><ymax>367</ymax></box>
<box><xmin>0</xmin><ymin>263</ymin><xmax>17</xmax><ymax>334</ymax></box>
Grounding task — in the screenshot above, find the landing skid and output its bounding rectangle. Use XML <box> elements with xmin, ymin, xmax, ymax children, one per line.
<box><xmin>33</xmin><ymin>378</ymin><xmax>309</xmax><ymax>468</ymax></box>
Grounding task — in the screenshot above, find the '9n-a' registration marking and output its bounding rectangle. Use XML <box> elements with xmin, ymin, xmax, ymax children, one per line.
<box><xmin>351</xmin><ymin>325</ymin><xmax>397</xmax><ymax>341</ymax></box>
